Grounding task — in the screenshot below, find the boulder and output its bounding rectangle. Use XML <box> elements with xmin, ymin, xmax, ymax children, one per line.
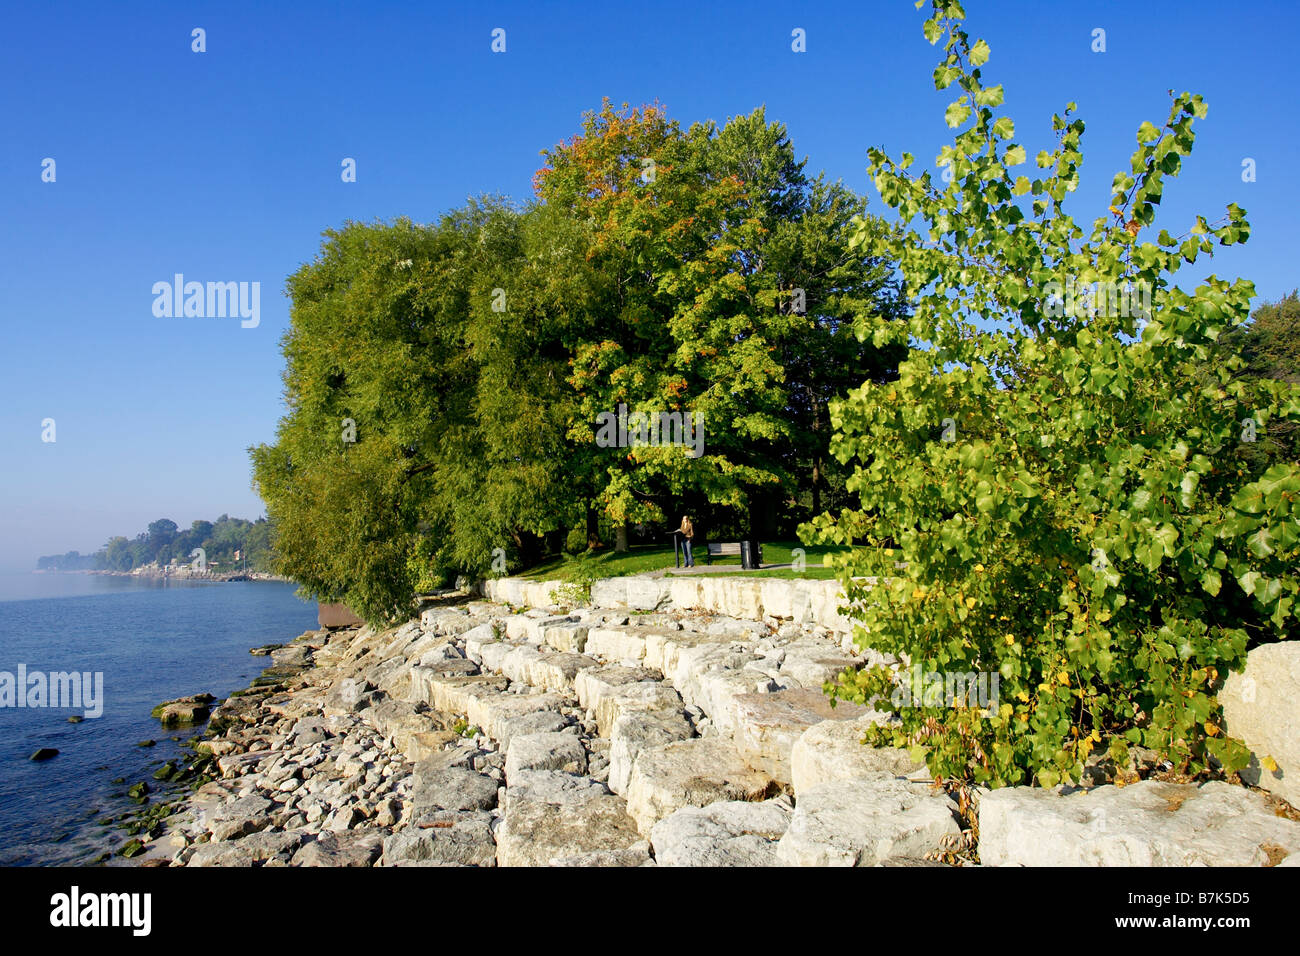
<box><xmin>608</xmin><ymin>709</ymin><xmax>694</xmax><ymax>795</ymax></box>
<box><xmin>188</xmin><ymin>830</ymin><xmax>307</xmax><ymax>867</ymax></box>
<box><xmin>651</xmin><ymin>800</ymin><xmax>791</xmax><ymax>866</ymax></box>
<box><xmin>625</xmin><ymin>737</ymin><xmax>779</xmax><ymax>834</ymax></box>
<box><xmin>291</xmin><ymin>830</ymin><xmax>384</xmax><ymax>867</ymax></box>
<box><xmin>505</xmin><ymin>732</ymin><xmax>588</xmax><ymax>779</ymax></box>
<box><xmin>978</xmin><ymin>780</ymin><xmax>1300</xmax><ymax>867</ymax></box>
<box><xmin>726</xmin><ymin>689</ymin><xmax>871</xmax><ymax>784</ymax></box>
<box><xmin>496</xmin><ymin>771</ymin><xmax>641</xmax><ymax>867</ymax></box>
<box><xmin>153</xmin><ymin>694</ymin><xmax>215</xmax><ymax>728</ymax></box>
<box><xmin>410</xmin><ymin>766</ymin><xmax>498</xmax><ymax>812</ymax></box>
<box><xmin>790</xmin><ymin>715</ymin><xmax>919</xmax><ymax>798</ymax></box>
<box><xmin>550</xmin><ymin>841</ymin><xmax>653</xmax><ymax>867</ymax></box>
<box><xmin>1221</xmin><ymin>642</ymin><xmax>1300</xmax><ymax>809</ymax></box>
<box><xmin>776</xmin><ymin>775</ymin><xmax>960</xmax><ymax>866</ymax></box>
<box><xmin>209</xmin><ymin>794</ymin><xmax>274</xmax><ymax>841</ymax></box>
<box><xmin>382</xmin><ymin>811</ymin><xmax>496</xmax><ymax>866</ymax></box>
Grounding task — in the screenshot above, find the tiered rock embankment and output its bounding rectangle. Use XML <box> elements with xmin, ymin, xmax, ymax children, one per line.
<box><xmin>138</xmin><ymin>577</ymin><xmax>1300</xmax><ymax>867</ymax></box>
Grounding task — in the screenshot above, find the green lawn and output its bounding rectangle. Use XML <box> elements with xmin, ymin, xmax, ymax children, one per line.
<box><xmin>517</xmin><ymin>540</ymin><xmax>849</xmax><ymax>583</ymax></box>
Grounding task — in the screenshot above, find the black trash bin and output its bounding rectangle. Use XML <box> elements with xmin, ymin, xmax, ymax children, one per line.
<box><xmin>740</xmin><ymin>540</ymin><xmax>761</xmax><ymax>570</ymax></box>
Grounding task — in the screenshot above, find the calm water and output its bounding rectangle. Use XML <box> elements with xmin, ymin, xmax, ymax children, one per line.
<box><xmin>0</xmin><ymin>574</ymin><xmax>317</xmax><ymax>865</ymax></box>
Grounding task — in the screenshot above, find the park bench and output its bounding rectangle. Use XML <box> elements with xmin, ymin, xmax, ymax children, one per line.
<box><xmin>705</xmin><ymin>542</ymin><xmax>742</xmax><ymax>564</ymax></box>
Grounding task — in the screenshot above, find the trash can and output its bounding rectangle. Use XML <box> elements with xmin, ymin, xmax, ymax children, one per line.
<box><xmin>740</xmin><ymin>540</ymin><xmax>761</xmax><ymax>570</ymax></box>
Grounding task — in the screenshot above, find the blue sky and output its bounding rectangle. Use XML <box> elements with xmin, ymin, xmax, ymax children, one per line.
<box><xmin>1</xmin><ymin>0</ymin><xmax>1295</xmax><ymax>573</ymax></box>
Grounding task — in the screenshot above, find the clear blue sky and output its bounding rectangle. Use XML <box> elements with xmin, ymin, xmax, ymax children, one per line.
<box><xmin>1</xmin><ymin>0</ymin><xmax>1295</xmax><ymax>573</ymax></box>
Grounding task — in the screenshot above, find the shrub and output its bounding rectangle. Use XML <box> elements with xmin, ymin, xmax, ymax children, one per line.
<box><xmin>804</xmin><ymin>1</ymin><xmax>1300</xmax><ymax>788</ymax></box>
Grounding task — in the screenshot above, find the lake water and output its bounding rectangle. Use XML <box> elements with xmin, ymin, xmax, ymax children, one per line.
<box><xmin>0</xmin><ymin>574</ymin><xmax>317</xmax><ymax>865</ymax></box>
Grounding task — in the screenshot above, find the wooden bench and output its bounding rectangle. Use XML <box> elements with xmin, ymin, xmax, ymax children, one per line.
<box><xmin>705</xmin><ymin>542</ymin><xmax>742</xmax><ymax>565</ymax></box>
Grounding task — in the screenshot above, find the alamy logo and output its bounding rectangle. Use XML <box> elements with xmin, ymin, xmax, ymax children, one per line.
<box><xmin>152</xmin><ymin>274</ymin><xmax>260</xmax><ymax>328</ymax></box>
<box><xmin>50</xmin><ymin>886</ymin><xmax>151</xmax><ymax>936</ymax></box>
<box><xmin>891</xmin><ymin>663</ymin><xmax>1000</xmax><ymax>712</ymax></box>
<box><xmin>1043</xmin><ymin>277</ymin><xmax>1151</xmax><ymax>321</ymax></box>
<box><xmin>595</xmin><ymin>403</ymin><xmax>705</xmax><ymax>458</ymax></box>
<box><xmin>0</xmin><ymin>665</ymin><xmax>103</xmax><ymax>718</ymax></box>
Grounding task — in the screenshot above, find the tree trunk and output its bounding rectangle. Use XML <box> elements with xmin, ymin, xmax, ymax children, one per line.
<box><xmin>812</xmin><ymin>454</ymin><xmax>822</xmax><ymax>515</ymax></box>
<box><xmin>586</xmin><ymin>505</ymin><xmax>601</xmax><ymax>550</ymax></box>
<box><xmin>614</xmin><ymin>522</ymin><xmax>630</xmax><ymax>553</ymax></box>
<box><xmin>812</xmin><ymin>398</ymin><xmax>824</xmax><ymax>515</ymax></box>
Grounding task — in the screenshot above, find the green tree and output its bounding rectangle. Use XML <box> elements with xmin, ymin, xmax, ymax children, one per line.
<box><xmin>1217</xmin><ymin>291</ymin><xmax>1300</xmax><ymax>472</ymax></box>
<box><xmin>805</xmin><ymin>1</ymin><xmax>1300</xmax><ymax>788</ymax></box>
<box><xmin>538</xmin><ymin>101</ymin><xmax>905</xmax><ymax>546</ymax></box>
<box><xmin>251</xmin><ymin>211</ymin><xmax>492</xmax><ymax>620</ymax></box>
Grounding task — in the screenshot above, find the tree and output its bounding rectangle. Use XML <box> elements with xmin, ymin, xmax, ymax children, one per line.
<box><xmin>1216</xmin><ymin>291</ymin><xmax>1300</xmax><ymax>472</ymax></box>
<box><xmin>538</xmin><ymin>101</ymin><xmax>905</xmax><ymax>547</ymax></box>
<box><xmin>251</xmin><ymin>212</ymin><xmax>492</xmax><ymax>620</ymax></box>
<box><xmin>805</xmin><ymin>1</ymin><xmax>1300</xmax><ymax>788</ymax></box>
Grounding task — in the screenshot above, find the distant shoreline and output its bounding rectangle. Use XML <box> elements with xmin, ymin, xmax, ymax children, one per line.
<box><xmin>32</xmin><ymin>568</ymin><xmax>293</xmax><ymax>584</ymax></box>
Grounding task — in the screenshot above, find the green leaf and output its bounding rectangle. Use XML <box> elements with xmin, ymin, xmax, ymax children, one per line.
<box><xmin>992</xmin><ymin>117</ymin><xmax>1015</xmax><ymax>139</ymax></box>
<box><xmin>945</xmin><ymin>99</ymin><xmax>972</xmax><ymax>129</ymax></box>
<box><xmin>969</xmin><ymin>39</ymin><xmax>990</xmax><ymax>66</ymax></box>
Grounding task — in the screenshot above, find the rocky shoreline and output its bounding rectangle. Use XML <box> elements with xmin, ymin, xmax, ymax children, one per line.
<box><xmin>126</xmin><ymin>584</ymin><xmax>1300</xmax><ymax>867</ymax></box>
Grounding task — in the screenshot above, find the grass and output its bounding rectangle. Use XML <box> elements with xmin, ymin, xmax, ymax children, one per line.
<box><xmin>516</xmin><ymin>540</ymin><xmax>849</xmax><ymax>583</ymax></box>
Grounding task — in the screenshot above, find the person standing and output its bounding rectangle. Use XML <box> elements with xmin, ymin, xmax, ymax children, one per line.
<box><xmin>680</xmin><ymin>515</ymin><xmax>695</xmax><ymax>567</ymax></box>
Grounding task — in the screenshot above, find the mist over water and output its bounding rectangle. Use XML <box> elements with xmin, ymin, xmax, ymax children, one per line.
<box><xmin>0</xmin><ymin>575</ymin><xmax>316</xmax><ymax>865</ymax></box>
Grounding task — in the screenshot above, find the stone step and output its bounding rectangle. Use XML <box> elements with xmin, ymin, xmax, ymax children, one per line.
<box><xmin>724</xmin><ymin>689</ymin><xmax>872</xmax><ymax>785</ymax></box>
<box><xmin>625</xmin><ymin>736</ymin><xmax>781</xmax><ymax>835</ymax></box>
<box><xmin>496</xmin><ymin>769</ymin><xmax>643</xmax><ymax>867</ymax></box>
<box><xmin>650</xmin><ymin>799</ymin><xmax>792</xmax><ymax>866</ymax></box>
<box><xmin>775</xmin><ymin>775</ymin><xmax>961</xmax><ymax>866</ymax></box>
<box><xmin>790</xmin><ymin>716</ymin><xmax>923</xmax><ymax>798</ymax></box>
<box><xmin>978</xmin><ymin>779</ymin><xmax>1300</xmax><ymax>867</ymax></box>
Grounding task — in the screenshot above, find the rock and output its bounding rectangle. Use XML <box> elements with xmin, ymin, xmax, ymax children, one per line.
<box><xmin>188</xmin><ymin>830</ymin><xmax>307</xmax><ymax>866</ymax></box>
<box><xmin>496</xmin><ymin>771</ymin><xmax>641</xmax><ymax>867</ymax></box>
<box><xmin>292</xmin><ymin>830</ymin><xmax>385</xmax><ymax>867</ymax></box>
<box><xmin>978</xmin><ymin>780</ymin><xmax>1300</xmax><ymax>867</ymax></box>
<box><xmin>29</xmin><ymin>748</ymin><xmax>59</xmax><ymax>761</ymax></box>
<box><xmin>574</xmin><ymin>666</ymin><xmax>659</xmax><ymax>723</ymax></box>
<box><xmin>270</xmin><ymin>643</ymin><xmax>313</xmax><ymax>668</ymax></box>
<box><xmin>209</xmin><ymin>794</ymin><xmax>274</xmax><ymax>841</ymax></box>
<box><xmin>505</xmin><ymin>732</ymin><xmax>588</xmax><ymax>779</ymax></box>
<box><xmin>625</xmin><ymin>737</ymin><xmax>779</xmax><ymax>835</ymax></box>
<box><xmin>542</xmin><ymin>622</ymin><xmax>590</xmax><ymax>654</ymax></box>
<box><xmin>382</xmin><ymin>811</ymin><xmax>496</xmax><ymax>866</ymax></box>
<box><xmin>290</xmin><ymin>716</ymin><xmax>332</xmax><ymax>747</ymax></box>
<box><xmin>594</xmin><ymin>682</ymin><xmax>684</xmax><ymax>739</ymax></box>
<box><xmin>467</xmin><ymin>692</ymin><xmax>569</xmax><ymax>747</ymax></box>
<box><xmin>775</xmin><ymin>641</ymin><xmax>862</xmax><ymax>689</ymax></box>
<box><xmin>549</xmin><ymin>841</ymin><xmax>653</xmax><ymax>867</ymax></box>
<box><xmin>152</xmin><ymin>694</ymin><xmax>214</xmax><ymax>727</ymax></box>
<box><xmin>1221</xmin><ymin>642</ymin><xmax>1300</xmax><ymax>809</ymax></box>
<box><xmin>790</xmin><ymin>716</ymin><xmax>920</xmax><ymax>797</ymax></box>
<box><xmin>323</xmin><ymin>678</ymin><xmax>379</xmax><ymax>715</ymax></box>
<box><xmin>608</xmin><ymin>709</ymin><xmax>693</xmax><ymax>795</ymax></box>
<box><xmin>727</xmin><ymin>689</ymin><xmax>871</xmax><ymax>784</ymax></box>
<box><xmin>410</xmin><ymin>766</ymin><xmax>498</xmax><ymax>812</ymax></box>
<box><xmin>651</xmin><ymin>800</ymin><xmax>791</xmax><ymax>866</ymax></box>
<box><xmin>776</xmin><ymin>776</ymin><xmax>960</xmax><ymax>866</ymax></box>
